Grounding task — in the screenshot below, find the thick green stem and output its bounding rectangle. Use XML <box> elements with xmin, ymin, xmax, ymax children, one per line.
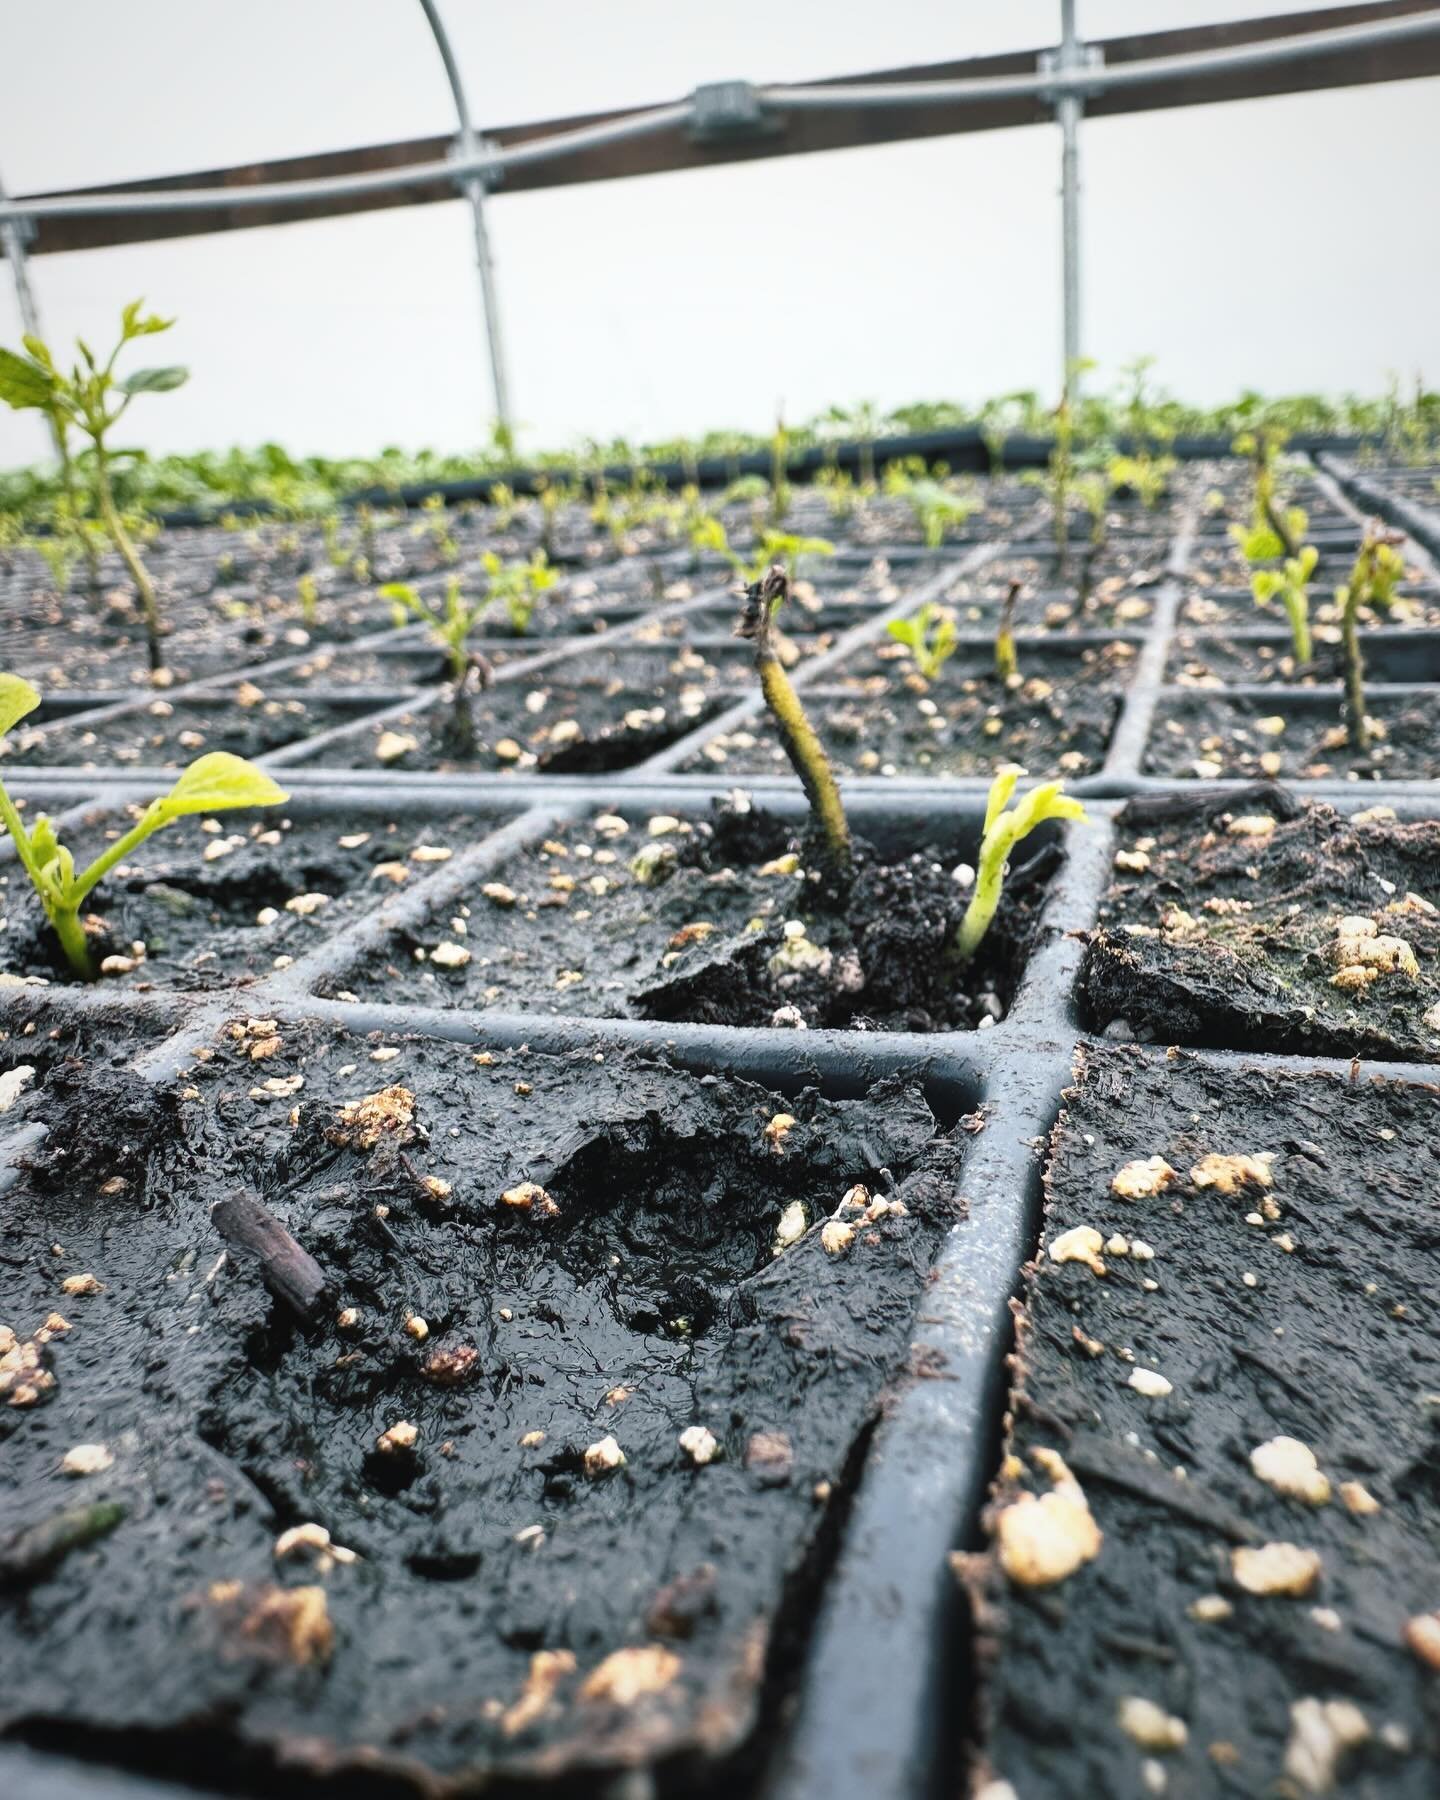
<box><xmin>1284</xmin><ymin>591</ymin><xmax>1312</xmax><ymax>666</ymax></box>
<box><xmin>47</xmin><ymin>903</ymin><xmax>95</xmax><ymax>979</ymax></box>
<box><xmin>954</xmin><ymin>823</ymin><xmax>1015</xmax><ymax>962</ymax></box>
<box><xmin>995</xmin><ymin>582</ymin><xmax>1020</xmax><ymax>682</ymax></box>
<box><xmin>1341</xmin><ymin>596</ymin><xmax>1368</xmax><ymax>751</ymax></box>
<box><xmin>757</xmin><ymin>653</ymin><xmax>851</xmax><ymax>876</ymax></box>
<box><xmin>56</xmin><ymin>430</ymin><xmax>100</xmax><ymax>593</ymax></box>
<box><xmin>94</xmin><ymin>446</ymin><xmax>162</xmax><ymax>671</ymax></box>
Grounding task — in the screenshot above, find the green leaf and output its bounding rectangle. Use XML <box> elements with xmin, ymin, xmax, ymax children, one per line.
<box><xmin>151</xmin><ymin>753</ymin><xmax>288</xmax><ymax>823</ymax></box>
<box><xmin>0</xmin><ymin>347</ymin><xmax>56</xmax><ymax>411</ymax></box>
<box><xmin>0</xmin><ymin>672</ymin><xmax>41</xmax><ymax>737</ymax></box>
<box><xmin>119</xmin><ymin>366</ymin><xmax>188</xmax><ymax>396</ymax></box>
<box><xmin>120</xmin><ymin>302</ymin><xmax>174</xmax><ymax>339</ymax></box>
<box><xmin>20</xmin><ymin>335</ymin><xmax>55</xmax><ymax>372</ymax></box>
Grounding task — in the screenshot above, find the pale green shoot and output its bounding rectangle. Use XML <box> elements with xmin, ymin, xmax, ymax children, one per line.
<box><xmin>887</xmin><ymin>602</ymin><xmax>958</xmax><ymax>681</ymax></box>
<box><xmin>954</xmin><ymin>768</ymin><xmax>1086</xmax><ymax>962</ymax></box>
<box><xmin>1251</xmin><ymin>544</ymin><xmax>1317</xmax><ymax>664</ymax></box>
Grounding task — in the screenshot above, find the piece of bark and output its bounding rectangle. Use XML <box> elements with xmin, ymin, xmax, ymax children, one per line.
<box><xmin>212</xmin><ymin>1192</ymin><xmax>326</xmax><ymax>1320</ymax></box>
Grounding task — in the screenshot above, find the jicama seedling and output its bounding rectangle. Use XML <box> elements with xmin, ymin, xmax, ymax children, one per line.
<box><xmin>994</xmin><ymin>579</ymin><xmax>1022</xmax><ymax>682</ymax></box>
<box><xmin>747</xmin><ymin>531</ymin><xmax>835</xmax><ymax>586</ymax></box>
<box><xmin>0</xmin><ymin>302</ymin><xmax>187</xmax><ymax>672</ymax></box>
<box><xmin>379</xmin><ymin>575</ymin><xmax>497</xmax><ymax>754</ymax></box>
<box><xmin>482</xmin><ymin>549</ymin><xmax>557</xmax><ymax>635</ymax></box>
<box><xmin>296</xmin><ymin>572</ymin><xmax>319</xmax><ymax>626</ymax></box>
<box><xmin>1336</xmin><ymin>525</ymin><xmax>1406</xmax><ymax>750</ymax></box>
<box><xmin>1106</xmin><ymin>450</ymin><xmax>1174</xmax><ymax>511</ymax></box>
<box><xmin>814</xmin><ymin>465</ymin><xmax>856</xmax><ymax>520</ymax></box>
<box><xmin>735</xmin><ymin>563</ymin><xmax>851</xmax><ymax>882</ymax></box>
<box><xmin>1251</xmin><ymin>544</ymin><xmax>1317</xmax><ymax>665</ymax></box>
<box><xmin>1231</xmin><ymin>428</ymin><xmax>1305</xmax><ymax>562</ymax></box>
<box><xmin>887</xmin><ymin>601</ymin><xmax>958</xmax><ymax>682</ymax></box>
<box><xmin>417</xmin><ymin>493</ymin><xmax>458</xmax><ymax>565</ymax></box>
<box><xmin>884</xmin><ymin>466</ymin><xmax>979</xmax><ymax>548</ymax></box>
<box><xmin>953</xmin><ymin>767</ymin><xmax>1086</xmax><ymax>962</ymax></box>
<box><xmin>1073</xmin><ymin>471</ymin><xmax>1110</xmax><ymax>551</ymax></box>
<box><xmin>0</xmin><ymin>674</ymin><xmax>286</xmax><ymax>977</ymax></box>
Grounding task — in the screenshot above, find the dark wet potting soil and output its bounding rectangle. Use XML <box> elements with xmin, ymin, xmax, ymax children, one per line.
<box><xmin>1080</xmin><ymin>789</ymin><xmax>1440</xmax><ymax>1060</ymax></box>
<box><xmin>967</xmin><ymin>1047</ymin><xmax>1440</xmax><ymax>1800</ymax></box>
<box><xmin>1145</xmin><ymin>691</ymin><xmax>1440</xmax><ymax>783</ymax></box>
<box><xmin>0</xmin><ymin>809</ymin><xmax>504</xmax><ymax>991</ymax></box>
<box><xmin>330</xmin><ymin>801</ymin><xmax>1055</xmax><ymax>1031</ymax></box>
<box><xmin>1</xmin><ymin>693</ymin><xmax>387</xmax><ymax>772</ymax></box>
<box><xmin>685</xmin><ymin>648</ymin><xmax>1130</xmax><ymax>781</ymax></box>
<box><xmin>0</xmin><ymin>1027</ymin><xmax>965</xmax><ymax>1793</ymax></box>
<box><xmin>303</xmin><ymin>649</ymin><xmax>745</xmax><ymax>775</ymax></box>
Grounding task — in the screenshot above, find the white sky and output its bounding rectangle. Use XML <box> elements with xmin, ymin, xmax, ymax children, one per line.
<box><xmin>1</xmin><ymin>0</ymin><xmax>1437</xmax><ymax>466</ymax></box>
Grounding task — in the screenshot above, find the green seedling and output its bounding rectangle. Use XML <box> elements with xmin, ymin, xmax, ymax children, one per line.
<box><xmin>1073</xmin><ymin>470</ymin><xmax>1110</xmax><ymax>550</ymax></box>
<box><xmin>769</xmin><ymin>414</ymin><xmax>792</xmax><ymax>526</ymax></box>
<box><xmin>887</xmin><ymin>602</ymin><xmax>958</xmax><ymax>682</ymax></box>
<box><xmin>482</xmin><ymin>549</ymin><xmax>557</xmax><ymax>635</ymax></box>
<box><xmin>1231</xmin><ymin>428</ymin><xmax>1305</xmax><ymax>562</ymax></box>
<box><xmin>735</xmin><ymin>563</ymin><xmax>850</xmax><ymax>883</ymax></box>
<box><xmin>747</xmin><ymin>531</ymin><xmax>835</xmax><ymax>586</ymax></box>
<box><xmin>380</xmin><ymin>575</ymin><xmax>487</xmax><ymax>682</ymax></box>
<box><xmin>1251</xmin><ymin>544</ymin><xmax>1317</xmax><ymax>666</ymax></box>
<box><xmin>534</xmin><ymin>476</ymin><xmax>578</xmax><ymax>560</ymax></box>
<box><xmin>379</xmin><ymin>575</ymin><xmax>498</xmax><ymax>755</ymax></box>
<box><xmin>814</xmin><ymin>465</ymin><xmax>856</xmax><ymax>521</ymax></box>
<box><xmin>953</xmin><ymin>767</ymin><xmax>1086</xmax><ymax>962</ymax></box>
<box><xmin>0</xmin><ymin>674</ymin><xmax>285</xmax><ymax>977</ymax></box>
<box><xmin>0</xmin><ymin>301</ymin><xmax>188</xmax><ymax>672</ymax></box>
<box><xmin>994</xmin><ymin>580</ymin><xmax>1022</xmax><ymax>682</ymax></box>
<box><xmin>416</xmin><ymin>493</ymin><xmax>458</xmax><ymax>565</ymax></box>
<box><xmin>296</xmin><ymin>572</ymin><xmax>319</xmax><ymax>626</ymax></box>
<box><xmin>489</xmin><ymin>483</ymin><xmax>520</xmax><ymax>531</ymax></box>
<box><xmin>884</xmin><ymin>465</ymin><xmax>978</xmax><ymax>549</ymax></box>
<box><xmin>1337</xmin><ymin>526</ymin><xmax>1406</xmax><ymax>750</ymax></box>
<box><xmin>1106</xmin><ymin>450</ymin><xmax>1174</xmax><ymax>511</ymax></box>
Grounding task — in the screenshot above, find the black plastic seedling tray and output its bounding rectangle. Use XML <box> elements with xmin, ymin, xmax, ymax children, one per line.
<box><xmin>1</xmin><ymin>458</ymin><xmax>1438</xmax><ymax>1800</ymax></box>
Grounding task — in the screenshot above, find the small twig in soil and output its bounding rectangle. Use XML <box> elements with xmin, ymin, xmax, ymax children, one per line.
<box><xmin>1065</xmin><ymin>1431</ymin><xmax>1256</xmax><ymax>1543</ymax></box>
<box><xmin>212</xmin><ymin>1191</ymin><xmax>327</xmax><ymax>1320</ymax></box>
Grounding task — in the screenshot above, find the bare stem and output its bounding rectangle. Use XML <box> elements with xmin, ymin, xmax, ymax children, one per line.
<box><xmin>737</xmin><ymin>563</ymin><xmax>851</xmax><ymax>880</ymax></box>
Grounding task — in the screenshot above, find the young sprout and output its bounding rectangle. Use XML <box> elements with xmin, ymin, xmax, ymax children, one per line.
<box><xmin>0</xmin><ymin>674</ymin><xmax>286</xmax><ymax>978</ymax></box>
<box><xmin>1048</xmin><ymin>391</ymin><xmax>1075</xmax><ymax>564</ymax></box>
<box><xmin>994</xmin><ymin>580</ymin><xmax>1022</xmax><ymax>683</ymax></box>
<box><xmin>884</xmin><ymin>465</ymin><xmax>979</xmax><ymax>548</ymax></box>
<box><xmin>1073</xmin><ymin>470</ymin><xmax>1110</xmax><ymax>551</ymax></box>
<box><xmin>489</xmin><ymin>482</ymin><xmax>520</xmax><ymax>532</ymax></box>
<box><xmin>1337</xmin><ymin>525</ymin><xmax>1406</xmax><ymax>751</ymax></box>
<box><xmin>769</xmin><ymin>414</ymin><xmax>791</xmax><ymax>527</ymax></box>
<box><xmin>953</xmin><ymin>768</ymin><xmax>1086</xmax><ymax>962</ymax></box>
<box><xmin>1231</xmin><ymin>428</ymin><xmax>1305</xmax><ymax>562</ymax></box>
<box><xmin>418</xmin><ymin>493</ymin><xmax>458</xmax><ymax>565</ymax></box>
<box><xmin>0</xmin><ymin>301</ymin><xmax>188</xmax><ymax>673</ymax></box>
<box><xmin>296</xmin><ymin>572</ymin><xmax>319</xmax><ymax>626</ymax></box>
<box><xmin>747</xmin><ymin>531</ymin><xmax>835</xmax><ymax>587</ymax></box>
<box><xmin>1106</xmin><ymin>450</ymin><xmax>1175</xmax><ymax>511</ymax></box>
<box><xmin>481</xmin><ymin>549</ymin><xmax>557</xmax><ymax>635</ymax></box>
<box><xmin>379</xmin><ymin>575</ymin><xmax>496</xmax><ymax>755</ymax></box>
<box><xmin>887</xmin><ymin>601</ymin><xmax>958</xmax><ymax>683</ymax></box>
<box><xmin>735</xmin><ymin>563</ymin><xmax>851</xmax><ymax>882</ymax></box>
<box><xmin>1251</xmin><ymin>545</ymin><xmax>1317</xmax><ymax>666</ymax></box>
<box><xmin>814</xmin><ymin>464</ymin><xmax>856</xmax><ymax>521</ymax></box>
